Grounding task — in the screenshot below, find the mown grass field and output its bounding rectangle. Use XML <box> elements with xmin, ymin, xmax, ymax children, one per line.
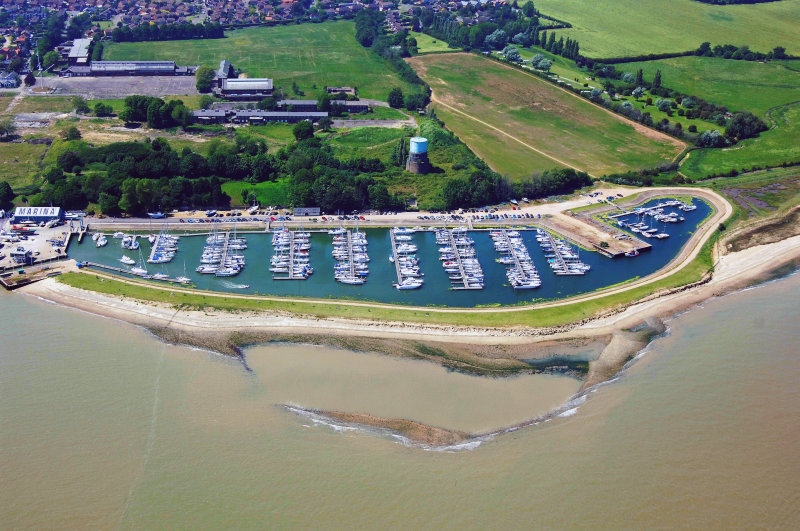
<box><xmin>0</xmin><ymin>142</ymin><xmax>48</xmax><ymax>189</ymax></box>
<box><xmin>408</xmin><ymin>53</ymin><xmax>684</xmax><ymax>179</ymax></box>
<box><xmin>0</xmin><ymin>92</ymin><xmax>17</xmax><ymax>113</ymax></box>
<box><xmin>682</xmin><ymin>103</ymin><xmax>800</xmax><ymax>179</ymax></box>
<box><xmin>624</xmin><ymin>56</ymin><xmax>800</xmax><ymax>116</ymax></box>
<box><xmin>536</xmin><ymin>0</ymin><xmax>800</xmax><ymax>57</ymax></box>
<box><xmin>104</xmin><ymin>20</ymin><xmax>415</xmax><ymax>100</ymax></box>
<box><xmin>410</xmin><ymin>32</ymin><xmax>460</xmax><ymax>54</ymax></box>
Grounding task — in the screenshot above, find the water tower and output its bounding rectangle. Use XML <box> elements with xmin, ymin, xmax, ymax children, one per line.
<box><xmin>406</xmin><ymin>136</ymin><xmax>430</xmax><ymax>174</ymax></box>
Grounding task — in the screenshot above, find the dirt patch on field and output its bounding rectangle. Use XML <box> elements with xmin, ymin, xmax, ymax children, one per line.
<box><xmin>722</xmin><ymin>182</ymin><xmax>795</xmax><ymax>216</ymax></box>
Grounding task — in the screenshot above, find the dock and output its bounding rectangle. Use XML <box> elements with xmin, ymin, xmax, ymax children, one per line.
<box><xmin>439</xmin><ymin>228</ymin><xmax>483</xmax><ymax>290</ymax></box>
<box><xmin>492</xmin><ymin>229</ymin><xmax>540</xmax><ymax>288</ymax></box>
<box><xmin>271</xmin><ymin>229</ymin><xmax>311</xmax><ymax>280</ymax></box>
<box><xmin>388</xmin><ymin>229</ymin><xmax>403</xmax><ymax>286</ymax></box>
<box><xmin>79</xmin><ymin>261</ymin><xmax>183</xmax><ymax>283</ymax></box>
<box><xmin>536</xmin><ymin>229</ymin><xmax>589</xmax><ymax>276</ymax></box>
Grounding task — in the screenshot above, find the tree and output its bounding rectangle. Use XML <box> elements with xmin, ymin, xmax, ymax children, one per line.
<box><xmin>589</xmin><ymin>89</ymin><xmax>603</xmax><ymax>102</ymax></box>
<box><xmin>94</xmin><ymin>102</ymin><xmax>113</xmax><ymax>116</ymax></box>
<box><xmin>771</xmin><ymin>46</ymin><xmax>787</xmax><ymax>60</ymax></box>
<box><xmin>0</xmin><ymin>180</ymin><xmax>14</xmax><ymax>210</ymax></box>
<box><xmin>318</xmin><ymin>116</ymin><xmax>333</xmax><ymax>131</ymax></box>
<box><xmin>72</xmin><ymin>95</ymin><xmax>90</xmax><ymax>114</ymax></box>
<box><xmin>696</xmin><ymin>129</ymin><xmax>727</xmax><ymax>148</ymax></box>
<box><xmin>621</xmin><ymin>72</ymin><xmax>635</xmax><ymax>84</ymax></box>
<box><xmin>502</xmin><ymin>45</ymin><xmax>521</xmax><ymax>62</ymax></box>
<box><xmin>635</xmin><ymin>69</ymin><xmax>643</xmax><ymax>86</ymax></box>
<box><xmin>42</xmin><ymin>50</ymin><xmax>59</xmax><ymax>70</ymax></box>
<box><xmin>293</xmin><ymin>120</ymin><xmax>314</xmax><ymax>141</ymax></box>
<box><xmin>0</xmin><ymin>116</ymin><xmax>16</xmax><ymax>139</ymax></box>
<box><xmin>652</xmin><ymin>69</ymin><xmax>662</xmax><ymax>89</ymax></box>
<box><xmin>632</xmin><ymin>86</ymin><xmax>645</xmax><ymax>99</ymax></box>
<box><xmin>61</xmin><ymin>126</ymin><xmax>81</xmax><ymax>141</ymax></box>
<box><xmin>484</xmin><ymin>29</ymin><xmax>508</xmax><ymax>50</ymax></box>
<box><xmin>24</xmin><ymin>72</ymin><xmax>35</xmax><ymax>86</ymax></box>
<box><xmin>257</xmin><ymin>96</ymin><xmax>277</xmax><ymax>111</ymax></box>
<box><xmin>195</xmin><ymin>65</ymin><xmax>215</xmax><ymax>93</ymax></box>
<box><xmin>199</xmin><ymin>95</ymin><xmax>215</xmax><ymax>110</ymax></box>
<box><xmin>390</xmin><ymin>138</ymin><xmax>409</xmax><ymax>167</ymax></box>
<box><xmin>404</xmin><ymin>93</ymin><xmax>427</xmax><ymax>110</ymax></box>
<box><xmin>656</xmin><ymin>98</ymin><xmax>672</xmax><ymax>113</ymax></box>
<box><xmin>725</xmin><ymin>112</ymin><xmax>767</xmax><ymax>142</ymax></box>
<box><xmin>388</xmin><ymin>87</ymin><xmax>404</xmax><ymax>108</ymax></box>
<box><xmin>522</xmin><ymin>1</ymin><xmax>536</xmax><ymax>17</ymax></box>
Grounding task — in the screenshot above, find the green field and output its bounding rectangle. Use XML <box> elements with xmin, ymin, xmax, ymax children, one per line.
<box><xmin>0</xmin><ymin>92</ymin><xmax>17</xmax><ymax>114</ymax></box>
<box><xmin>624</xmin><ymin>56</ymin><xmax>800</xmax><ymax>116</ymax></box>
<box><xmin>410</xmin><ymin>32</ymin><xmax>460</xmax><ymax>54</ymax></box>
<box><xmin>682</xmin><ymin>102</ymin><xmax>800</xmax><ymax>179</ymax></box>
<box><xmin>0</xmin><ymin>142</ymin><xmax>48</xmax><ymax>189</ymax></box>
<box><xmin>222</xmin><ymin>179</ymin><xmax>289</xmax><ymax>207</ymax></box>
<box><xmin>536</xmin><ymin>0</ymin><xmax>800</xmax><ymax>57</ymax></box>
<box><xmin>408</xmin><ymin>53</ymin><xmax>685</xmax><ymax>179</ymax></box>
<box><xmin>104</xmin><ymin>21</ymin><xmax>416</xmax><ymax>100</ymax></box>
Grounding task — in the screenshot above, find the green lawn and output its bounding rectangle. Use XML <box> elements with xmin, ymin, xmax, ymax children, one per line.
<box><xmin>623</xmin><ymin>56</ymin><xmax>800</xmax><ymax>116</ymax></box>
<box><xmin>410</xmin><ymin>32</ymin><xmax>461</xmax><ymax>54</ymax></box>
<box><xmin>104</xmin><ymin>20</ymin><xmax>416</xmax><ymax>100</ymax></box>
<box><xmin>0</xmin><ymin>142</ymin><xmax>48</xmax><ymax>189</ymax></box>
<box><xmin>536</xmin><ymin>0</ymin><xmax>800</xmax><ymax>57</ymax></box>
<box><xmin>408</xmin><ymin>53</ymin><xmax>685</xmax><ymax>179</ymax></box>
<box><xmin>681</xmin><ymin>102</ymin><xmax>800</xmax><ymax>179</ymax></box>
<box><xmin>222</xmin><ymin>179</ymin><xmax>290</xmax><ymax>207</ymax></box>
<box><xmin>341</xmin><ymin>105</ymin><xmax>408</xmax><ymax>120</ymax></box>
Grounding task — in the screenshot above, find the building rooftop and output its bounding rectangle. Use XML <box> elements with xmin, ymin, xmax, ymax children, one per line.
<box><xmin>91</xmin><ymin>60</ymin><xmax>176</xmax><ymax>73</ymax></box>
<box><xmin>68</xmin><ymin>38</ymin><xmax>91</xmax><ymax>59</ymax></box>
<box><xmin>221</xmin><ymin>78</ymin><xmax>273</xmax><ymax>91</ymax></box>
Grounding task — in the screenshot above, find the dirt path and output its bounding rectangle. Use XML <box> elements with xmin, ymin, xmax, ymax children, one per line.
<box><xmin>430</xmin><ymin>93</ymin><xmax>592</xmax><ymax>177</ymax></box>
<box><xmin>4</xmin><ymin>90</ymin><xmax>26</xmax><ymax>114</ymax></box>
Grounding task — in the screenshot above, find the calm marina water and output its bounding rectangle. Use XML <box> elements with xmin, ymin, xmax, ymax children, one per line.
<box><xmin>68</xmin><ymin>198</ymin><xmax>711</xmax><ymax>306</ymax></box>
<box><xmin>2</xmin><ymin>269</ymin><xmax>800</xmax><ymax>527</ymax></box>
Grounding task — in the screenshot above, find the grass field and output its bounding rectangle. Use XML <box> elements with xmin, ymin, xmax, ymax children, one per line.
<box><xmin>222</xmin><ymin>179</ymin><xmax>289</xmax><ymax>207</ymax></box>
<box><xmin>0</xmin><ymin>92</ymin><xmax>17</xmax><ymax>113</ymax></box>
<box><xmin>536</xmin><ymin>0</ymin><xmax>800</xmax><ymax>57</ymax></box>
<box><xmin>624</xmin><ymin>56</ymin><xmax>800</xmax><ymax>116</ymax></box>
<box><xmin>408</xmin><ymin>53</ymin><xmax>685</xmax><ymax>179</ymax></box>
<box><xmin>682</xmin><ymin>102</ymin><xmax>800</xmax><ymax>179</ymax></box>
<box><xmin>104</xmin><ymin>21</ymin><xmax>416</xmax><ymax>100</ymax></box>
<box><xmin>12</xmin><ymin>96</ymin><xmax>74</xmax><ymax>114</ymax></box>
<box><xmin>410</xmin><ymin>32</ymin><xmax>460</xmax><ymax>54</ymax></box>
<box><xmin>0</xmin><ymin>142</ymin><xmax>48</xmax><ymax>189</ymax></box>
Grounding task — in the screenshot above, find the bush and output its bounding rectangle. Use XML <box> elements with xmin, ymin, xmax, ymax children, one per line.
<box><xmin>388</xmin><ymin>87</ymin><xmax>404</xmax><ymax>109</ymax></box>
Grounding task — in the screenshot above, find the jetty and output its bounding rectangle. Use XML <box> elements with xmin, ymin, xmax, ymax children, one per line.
<box><xmin>389</xmin><ymin>228</ymin><xmax>423</xmax><ymax>290</ymax></box>
<box><xmin>271</xmin><ymin>229</ymin><xmax>312</xmax><ymax>280</ymax></box>
<box><xmin>437</xmin><ymin>228</ymin><xmax>483</xmax><ymax>290</ymax></box>
<box><xmin>536</xmin><ymin>229</ymin><xmax>591</xmax><ymax>276</ymax></box>
<box><xmin>332</xmin><ymin>229</ymin><xmax>368</xmax><ymax>285</ymax></box>
<box><xmin>491</xmin><ymin>229</ymin><xmax>541</xmax><ymax>289</ymax></box>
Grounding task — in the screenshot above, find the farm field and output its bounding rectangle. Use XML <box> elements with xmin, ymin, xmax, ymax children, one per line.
<box><xmin>0</xmin><ymin>142</ymin><xmax>48</xmax><ymax>189</ymax></box>
<box><xmin>408</xmin><ymin>53</ymin><xmax>685</xmax><ymax>179</ymax></box>
<box><xmin>624</xmin><ymin>56</ymin><xmax>800</xmax><ymax>116</ymax></box>
<box><xmin>681</xmin><ymin>103</ymin><xmax>800</xmax><ymax>180</ymax></box>
<box><xmin>536</xmin><ymin>0</ymin><xmax>800</xmax><ymax>57</ymax></box>
<box><xmin>104</xmin><ymin>21</ymin><xmax>416</xmax><ymax>100</ymax></box>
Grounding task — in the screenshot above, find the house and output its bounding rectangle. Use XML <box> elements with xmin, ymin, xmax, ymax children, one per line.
<box><xmin>231</xmin><ymin>110</ymin><xmax>328</xmax><ymax>124</ymax></box>
<box><xmin>277</xmin><ymin>99</ymin><xmax>319</xmax><ymax>112</ymax></box>
<box><xmin>0</xmin><ymin>72</ymin><xmax>20</xmax><ymax>88</ymax></box>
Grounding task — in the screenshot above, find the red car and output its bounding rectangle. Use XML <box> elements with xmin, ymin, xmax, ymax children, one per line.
<box><xmin>270</xmin><ymin>217</ymin><xmax>276</xmax><ymax>221</ymax></box>
<box><xmin>359</xmin><ymin>216</ymin><xmax>366</xmax><ymax>220</ymax></box>
<box><xmin>321</xmin><ymin>216</ymin><xmax>327</xmax><ymax>221</ymax></box>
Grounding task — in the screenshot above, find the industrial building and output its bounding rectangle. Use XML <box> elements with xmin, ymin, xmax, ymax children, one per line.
<box><xmin>216</xmin><ymin>59</ymin><xmax>235</xmax><ymax>88</ymax></box>
<box><xmin>60</xmin><ymin>61</ymin><xmax>197</xmax><ymax>77</ymax></box>
<box><xmin>217</xmin><ymin>78</ymin><xmax>274</xmax><ymax>100</ymax></box>
<box><xmin>67</xmin><ymin>38</ymin><xmax>91</xmax><ymax>65</ymax></box>
<box><xmin>11</xmin><ymin>207</ymin><xmax>63</xmax><ymax>224</ymax></box>
<box><xmin>191</xmin><ymin>109</ymin><xmax>328</xmax><ymax>124</ymax></box>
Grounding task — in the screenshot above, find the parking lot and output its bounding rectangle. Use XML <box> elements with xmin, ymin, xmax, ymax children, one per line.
<box><xmin>39</xmin><ymin>75</ymin><xmax>198</xmax><ymax>99</ymax></box>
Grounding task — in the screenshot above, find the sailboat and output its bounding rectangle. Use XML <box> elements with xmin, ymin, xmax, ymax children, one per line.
<box><xmin>130</xmin><ymin>248</ymin><xmax>148</xmax><ymax>276</ymax></box>
<box><xmin>176</xmin><ymin>261</ymin><xmax>191</xmax><ymax>284</ymax></box>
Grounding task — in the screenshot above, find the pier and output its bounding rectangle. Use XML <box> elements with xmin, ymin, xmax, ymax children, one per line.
<box><xmin>218</xmin><ymin>231</ymin><xmax>231</xmax><ymax>267</ymax></box>
<box><xmin>271</xmin><ymin>229</ymin><xmax>311</xmax><ymax>280</ymax></box>
<box><xmin>388</xmin><ymin>230</ymin><xmax>403</xmax><ymax>286</ymax></box>
<box><xmin>536</xmin><ymin>229</ymin><xmax>589</xmax><ymax>276</ymax></box>
<box><xmin>80</xmin><ymin>261</ymin><xmax>182</xmax><ymax>283</ymax></box>
<box><xmin>492</xmin><ymin>229</ymin><xmax>540</xmax><ymax>289</ymax></box>
<box><xmin>439</xmin><ymin>228</ymin><xmax>482</xmax><ymax>290</ymax></box>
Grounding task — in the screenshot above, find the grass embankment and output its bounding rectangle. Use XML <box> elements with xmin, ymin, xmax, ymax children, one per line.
<box><xmin>223</xmin><ymin>179</ymin><xmax>289</xmax><ymax>207</ymax></box>
<box><xmin>535</xmin><ymin>0</ymin><xmax>800</xmax><ymax>57</ymax></box>
<box><xmin>103</xmin><ymin>20</ymin><xmax>416</xmax><ymax>100</ymax></box>
<box><xmin>408</xmin><ymin>53</ymin><xmax>684</xmax><ymax>179</ymax></box>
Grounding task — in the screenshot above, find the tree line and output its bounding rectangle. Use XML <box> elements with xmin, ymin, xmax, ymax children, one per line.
<box><xmin>110</xmin><ymin>21</ymin><xmax>225</xmax><ymax>43</ymax></box>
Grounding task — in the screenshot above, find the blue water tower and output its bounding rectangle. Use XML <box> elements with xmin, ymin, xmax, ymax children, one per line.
<box><xmin>406</xmin><ymin>136</ymin><xmax>430</xmax><ymax>174</ymax></box>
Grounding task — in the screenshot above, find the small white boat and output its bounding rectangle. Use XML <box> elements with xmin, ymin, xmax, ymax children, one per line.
<box><xmin>120</xmin><ymin>255</ymin><xmax>135</xmax><ymax>265</ymax></box>
<box><xmin>175</xmin><ymin>276</ymin><xmax>192</xmax><ymax>284</ymax></box>
<box><xmin>96</xmin><ymin>235</ymin><xmax>108</xmax><ymax>248</ymax></box>
<box><xmin>130</xmin><ymin>266</ymin><xmax>147</xmax><ymax>276</ymax></box>
<box><xmin>92</xmin><ymin>232</ymin><xmax>100</xmax><ymax>241</ymax></box>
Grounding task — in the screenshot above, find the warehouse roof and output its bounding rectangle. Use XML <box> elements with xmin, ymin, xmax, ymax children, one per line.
<box><xmin>221</xmin><ymin>78</ymin><xmax>273</xmax><ymax>91</ymax></box>
<box><xmin>91</xmin><ymin>61</ymin><xmax>176</xmax><ymax>73</ymax></box>
<box><xmin>68</xmin><ymin>38</ymin><xmax>91</xmax><ymax>59</ymax></box>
